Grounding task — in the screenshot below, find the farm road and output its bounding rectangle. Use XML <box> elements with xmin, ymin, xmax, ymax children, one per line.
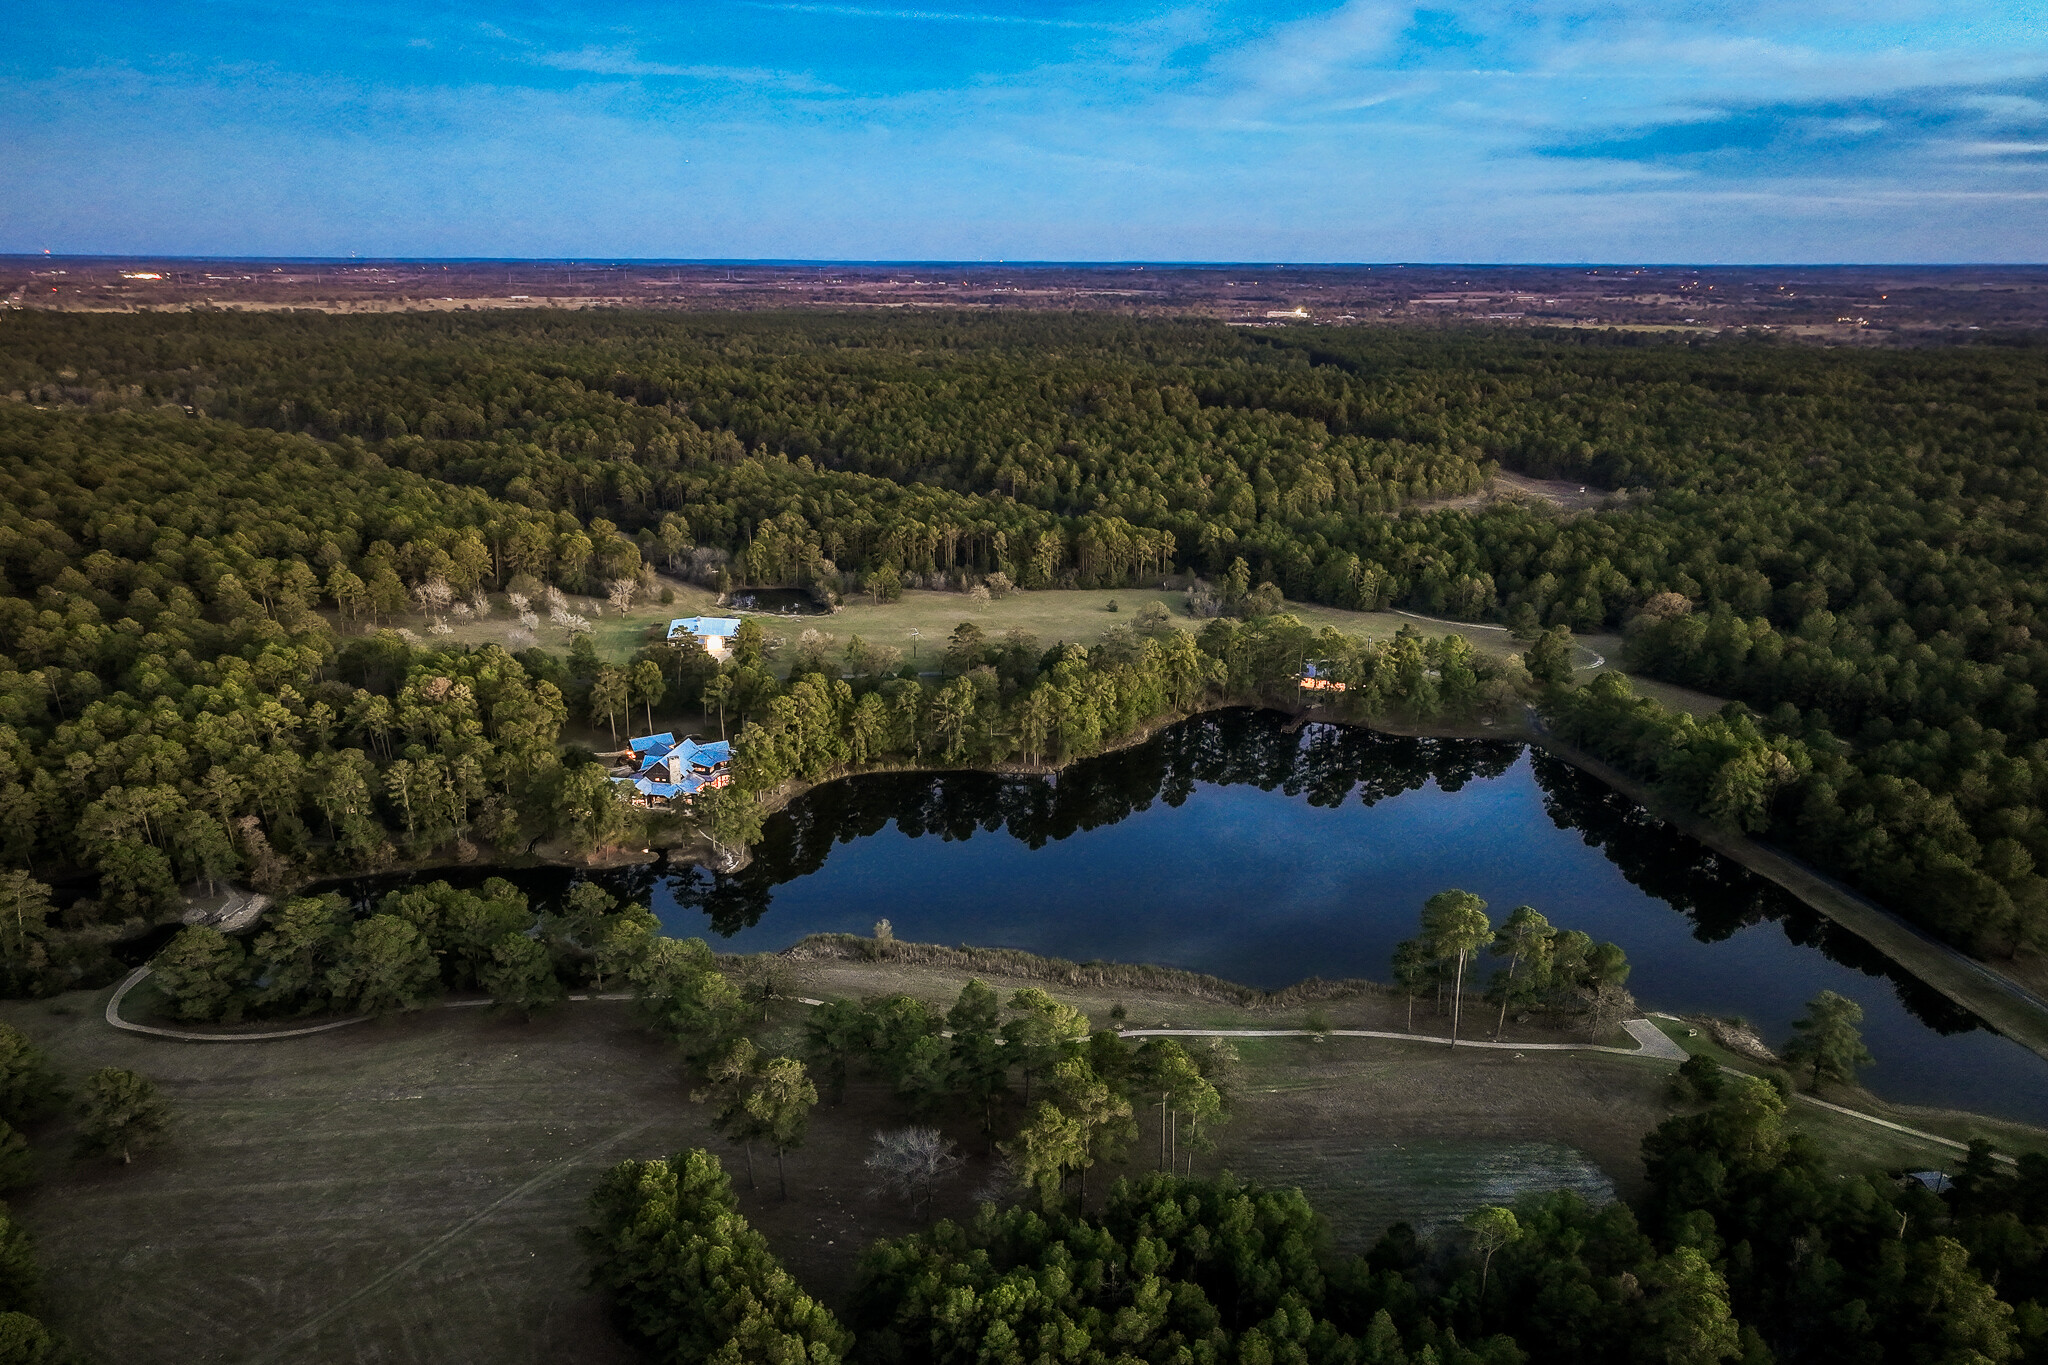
<box><xmin>1123</xmin><ymin>1018</ymin><xmax>2012</xmax><ymax>1163</ymax></box>
<box><xmin>109</xmin><ymin>966</ymin><xmax>1998</xmax><ymax>1168</ymax></box>
<box><xmin>1115</xmin><ymin>1018</ymin><xmax>1686</xmax><ymax>1060</ymax></box>
<box><xmin>245</xmin><ymin>1118</ymin><xmax>658</xmax><ymax>1365</ymax></box>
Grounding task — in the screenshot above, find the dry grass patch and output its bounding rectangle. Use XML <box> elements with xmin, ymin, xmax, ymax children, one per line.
<box><xmin>4</xmin><ymin>952</ymin><xmax>2020</xmax><ymax>1365</ymax></box>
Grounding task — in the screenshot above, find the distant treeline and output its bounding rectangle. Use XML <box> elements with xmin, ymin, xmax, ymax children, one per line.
<box><xmin>0</xmin><ymin>392</ymin><xmax>1519</xmax><ymax>994</ymax></box>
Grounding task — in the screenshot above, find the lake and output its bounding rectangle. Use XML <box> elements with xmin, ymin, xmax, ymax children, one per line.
<box><xmin>333</xmin><ymin>709</ymin><xmax>2048</xmax><ymax>1127</ymax></box>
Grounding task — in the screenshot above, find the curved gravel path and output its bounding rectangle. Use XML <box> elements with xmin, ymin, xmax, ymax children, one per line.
<box><xmin>103</xmin><ymin>967</ymin><xmax>370</xmax><ymax>1041</ymax></box>
<box><xmin>1115</xmin><ymin>1017</ymin><xmax>1687</xmax><ymax>1061</ymax></box>
<box><xmin>107</xmin><ymin>970</ymin><xmax>1994</xmax><ymax>1162</ymax></box>
<box><xmin>102</xmin><ymin>966</ymin><xmax>632</xmax><ymax>1042</ymax></box>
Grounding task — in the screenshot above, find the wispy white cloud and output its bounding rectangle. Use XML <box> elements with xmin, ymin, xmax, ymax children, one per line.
<box><xmin>1222</xmin><ymin>0</ymin><xmax>1409</xmax><ymax>97</ymax></box>
<box><xmin>734</xmin><ymin>2</ymin><xmax>1121</xmax><ymax>29</ymax></box>
<box><xmin>3</xmin><ymin>0</ymin><xmax>2046</xmax><ymax>258</ymax></box>
<box><xmin>1956</xmin><ymin>140</ymin><xmax>2048</xmax><ymax>157</ymax></box>
<box><xmin>531</xmin><ymin>45</ymin><xmax>840</xmax><ymax>91</ymax></box>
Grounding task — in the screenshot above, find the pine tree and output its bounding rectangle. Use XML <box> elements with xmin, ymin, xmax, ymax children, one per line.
<box><xmin>582</xmin><ymin>1148</ymin><xmax>850</xmax><ymax>1364</ymax></box>
<box><xmin>75</xmin><ymin>1067</ymin><xmax>170</xmax><ymax>1165</ymax></box>
<box><xmin>1782</xmin><ymin>990</ymin><xmax>1874</xmax><ymax>1092</ymax></box>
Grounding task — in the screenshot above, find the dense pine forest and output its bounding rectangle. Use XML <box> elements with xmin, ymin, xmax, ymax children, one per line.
<box><xmin>3</xmin><ymin>311</ymin><xmax>2047</xmax><ymax>981</ymax></box>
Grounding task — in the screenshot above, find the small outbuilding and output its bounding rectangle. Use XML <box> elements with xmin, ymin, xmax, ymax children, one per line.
<box><xmin>667</xmin><ymin>616</ymin><xmax>742</xmax><ymax>658</ymax></box>
<box><xmin>1299</xmin><ymin>661</ymin><xmax>1347</xmax><ymax>693</ymax></box>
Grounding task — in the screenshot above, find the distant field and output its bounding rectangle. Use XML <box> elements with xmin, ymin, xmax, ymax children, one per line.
<box><xmin>374</xmin><ymin>581</ymin><xmax>1715</xmax><ymax>734</ymax></box>
<box><xmin>8</xmin><ymin>950</ymin><xmax>2031</xmax><ymax>1364</ymax></box>
<box><xmin>426</xmin><ymin>575</ymin><xmax>720</xmax><ymax>661</ymax></box>
<box><xmin>797</xmin><ymin>585</ymin><xmax>1189</xmax><ymax>663</ymax></box>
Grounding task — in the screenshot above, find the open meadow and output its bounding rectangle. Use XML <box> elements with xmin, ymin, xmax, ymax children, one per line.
<box><xmin>8</xmin><ymin>948</ymin><xmax>2036</xmax><ymax>1365</ymax></box>
<box><xmin>409</xmin><ymin>579</ymin><xmax>1711</xmax><ymax>736</ymax></box>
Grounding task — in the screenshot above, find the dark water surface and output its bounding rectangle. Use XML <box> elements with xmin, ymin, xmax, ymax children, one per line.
<box><xmin>333</xmin><ymin>710</ymin><xmax>2048</xmax><ymax>1127</ymax></box>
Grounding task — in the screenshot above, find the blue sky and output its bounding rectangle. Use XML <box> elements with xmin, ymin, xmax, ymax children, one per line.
<box><xmin>4</xmin><ymin>0</ymin><xmax>2045</xmax><ymax>260</ymax></box>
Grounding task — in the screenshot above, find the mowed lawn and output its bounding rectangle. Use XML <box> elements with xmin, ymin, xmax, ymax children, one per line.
<box><xmin>9</xmin><ymin>996</ymin><xmax>699</xmax><ymax>1365</ymax></box>
<box><xmin>7</xmin><ymin>957</ymin><xmax>2027</xmax><ymax>1365</ymax></box>
<box><xmin>362</xmin><ymin>579</ymin><xmax>1709</xmax><ymax>731</ymax></box>
<box><xmin>427</xmin><ymin>579</ymin><xmax>1540</xmax><ymax>673</ymax></box>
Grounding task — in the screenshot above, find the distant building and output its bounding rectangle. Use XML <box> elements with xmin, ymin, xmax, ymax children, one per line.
<box><xmin>1299</xmin><ymin>661</ymin><xmax>1346</xmax><ymax>693</ymax></box>
<box><xmin>613</xmin><ymin>733</ymin><xmax>733</xmax><ymax>808</ymax></box>
<box><xmin>667</xmin><ymin>616</ymin><xmax>742</xmax><ymax>657</ymax></box>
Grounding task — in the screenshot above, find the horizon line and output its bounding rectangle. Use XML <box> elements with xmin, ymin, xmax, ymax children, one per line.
<box><xmin>8</xmin><ymin>254</ymin><xmax>2048</xmax><ymax>270</ymax></box>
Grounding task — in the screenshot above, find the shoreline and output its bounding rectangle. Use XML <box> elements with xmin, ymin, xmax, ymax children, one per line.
<box><xmin>150</xmin><ymin>696</ymin><xmax>2048</xmax><ymax>1063</ymax></box>
<box><xmin>687</xmin><ymin>697</ymin><xmax>1522</xmax><ymax>838</ymax></box>
<box><xmin>708</xmin><ymin>703</ymin><xmax>2048</xmax><ymax>1063</ymax></box>
<box><xmin>99</xmin><ymin>930</ymin><xmax>2048</xmax><ymax>1152</ymax></box>
<box><xmin>1531</xmin><ymin>732</ymin><xmax>2048</xmax><ymax>1064</ymax></box>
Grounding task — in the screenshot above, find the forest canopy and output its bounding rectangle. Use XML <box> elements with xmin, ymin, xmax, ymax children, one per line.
<box><xmin>3</xmin><ymin>311</ymin><xmax>2047</xmax><ymax>963</ymax></box>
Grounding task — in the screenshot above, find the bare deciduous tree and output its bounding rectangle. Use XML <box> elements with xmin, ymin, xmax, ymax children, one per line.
<box><xmin>865</xmin><ymin>1127</ymin><xmax>963</xmax><ymax>1221</ymax></box>
<box><xmin>411</xmin><ymin>575</ymin><xmax>454</xmax><ymax>614</ymax></box>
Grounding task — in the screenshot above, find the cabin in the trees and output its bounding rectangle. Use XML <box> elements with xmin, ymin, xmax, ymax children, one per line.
<box><xmin>612</xmin><ymin>733</ymin><xmax>733</xmax><ymax>808</ymax></box>
<box><xmin>667</xmin><ymin>616</ymin><xmax>742</xmax><ymax>658</ymax></box>
<box><xmin>1298</xmin><ymin>661</ymin><xmax>1346</xmax><ymax>692</ymax></box>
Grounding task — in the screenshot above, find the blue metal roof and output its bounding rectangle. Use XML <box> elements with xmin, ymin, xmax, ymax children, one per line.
<box><xmin>629</xmin><ymin>732</ymin><xmax>676</xmax><ymax>754</ymax></box>
<box><xmin>635</xmin><ymin>735</ymin><xmax>734</xmax><ymax>777</ymax></box>
<box><xmin>631</xmin><ymin>777</ymin><xmax>682</xmax><ymax>798</ymax></box>
<box><xmin>668</xmin><ymin>616</ymin><xmax>742</xmax><ymax>639</ymax></box>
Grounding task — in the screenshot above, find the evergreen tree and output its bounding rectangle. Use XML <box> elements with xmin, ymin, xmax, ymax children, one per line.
<box><xmin>150</xmin><ymin>926</ymin><xmax>247</xmax><ymax>1023</ymax></box>
<box><xmin>1420</xmin><ymin>890</ymin><xmax>1493</xmax><ymax>1046</ymax></box>
<box><xmin>480</xmin><ymin>933</ymin><xmax>563</xmax><ymax>1018</ymax></box>
<box><xmin>326</xmin><ymin>913</ymin><xmax>440</xmax><ymax>1017</ymax></box>
<box><xmin>747</xmin><ymin>1055</ymin><xmax>816</xmax><ymax>1201</ymax></box>
<box><xmin>581</xmin><ymin>1148</ymin><xmax>850</xmax><ymax>1365</ymax></box>
<box><xmin>1002</xmin><ymin>987</ymin><xmax>1089</xmax><ymax>1104</ymax></box>
<box><xmin>0</xmin><ymin>1025</ymin><xmax>62</xmax><ymax>1128</ymax></box>
<box><xmin>946</xmin><ymin>979</ymin><xmax>1010</xmax><ymax>1139</ymax></box>
<box><xmin>801</xmin><ymin>998</ymin><xmax>874</xmax><ymax>1106</ymax></box>
<box><xmin>1782</xmin><ymin>990</ymin><xmax>1874</xmax><ymax>1092</ymax></box>
<box><xmin>74</xmin><ymin>1067</ymin><xmax>170</xmax><ymax>1165</ymax></box>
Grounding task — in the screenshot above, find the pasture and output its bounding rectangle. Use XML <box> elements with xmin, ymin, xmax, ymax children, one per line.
<box><xmin>8</xmin><ymin>950</ymin><xmax>2033</xmax><ymax>1364</ymax></box>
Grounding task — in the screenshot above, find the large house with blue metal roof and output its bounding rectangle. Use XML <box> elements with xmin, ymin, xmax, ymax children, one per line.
<box><xmin>667</xmin><ymin>616</ymin><xmax>742</xmax><ymax>658</ymax></box>
<box><xmin>614</xmin><ymin>732</ymin><xmax>733</xmax><ymax>808</ymax></box>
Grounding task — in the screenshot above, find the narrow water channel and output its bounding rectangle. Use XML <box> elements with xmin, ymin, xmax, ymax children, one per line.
<box><xmin>329</xmin><ymin>710</ymin><xmax>2048</xmax><ymax>1127</ymax></box>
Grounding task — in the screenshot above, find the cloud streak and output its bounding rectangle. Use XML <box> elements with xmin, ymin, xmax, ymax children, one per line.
<box><xmin>530</xmin><ymin>46</ymin><xmax>840</xmax><ymax>90</ymax></box>
<box><xmin>1</xmin><ymin>0</ymin><xmax>2044</xmax><ymax>258</ymax></box>
<box><xmin>733</xmin><ymin>2</ymin><xmax>1121</xmax><ymax>29</ymax></box>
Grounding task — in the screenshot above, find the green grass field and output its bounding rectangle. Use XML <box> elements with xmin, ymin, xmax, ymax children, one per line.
<box><xmin>8</xmin><ymin>954</ymin><xmax>2039</xmax><ymax>1364</ymax></box>
<box><xmin>368</xmin><ymin>580</ymin><xmax>1718</xmax><ymax>730</ymax></box>
<box><xmin>430</xmin><ymin>579</ymin><xmax>1553</xmax><ymax>674</ymax></box>
<box><xmin>1647</xmin><ymin>1016</ymin><xmax>2048</xmax><ymax>1168</ymax></box>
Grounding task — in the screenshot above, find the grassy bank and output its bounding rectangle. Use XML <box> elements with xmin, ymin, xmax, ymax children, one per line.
<box><xmin>1540</xmin><ymin>734</ymin><xmax>2048</xmax><ymax>1065</ymax></box>
<box><xmin>11</xmin><ymin>943</ymin><xmax>2042</xmax><ymax>1365</ymax></box>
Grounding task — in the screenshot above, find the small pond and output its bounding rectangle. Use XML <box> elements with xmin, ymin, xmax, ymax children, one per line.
<box><xmin>326</xmin><ymin>709</ymin><xmax>2048</xmax><ymax>1128</ymax></box>
<box><xmin>726</xmin><ymin>588</ymin><xmax>828</xmax><ymax>616</ymax></box>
